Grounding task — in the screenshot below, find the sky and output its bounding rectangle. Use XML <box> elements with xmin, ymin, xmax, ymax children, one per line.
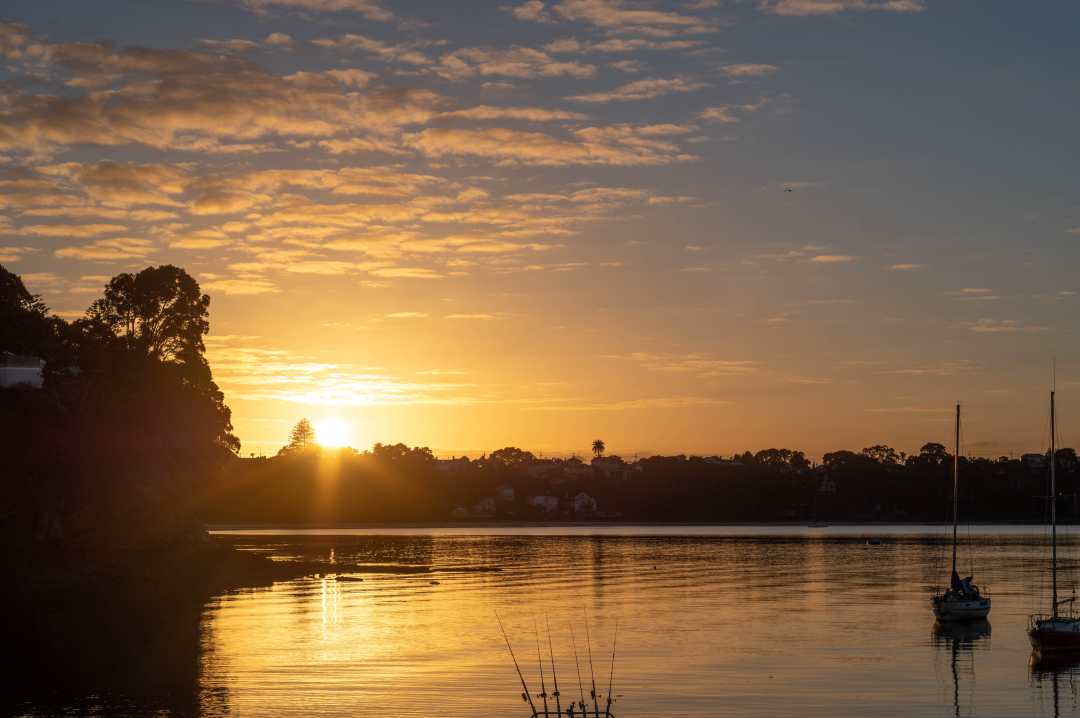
<box><xmin>2</xmin><ymin>0</ymin><xmax>1079</xmax><ymax>459</ymax></box>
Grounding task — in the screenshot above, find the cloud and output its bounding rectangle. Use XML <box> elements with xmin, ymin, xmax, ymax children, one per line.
<box><xmin>889</xmin><ymin>263</ymin><xmax>924</xmax><ymax>271</ymax></box>
<box><xmin>199</xmin><ymin>38</ymin><xmax>260</xmax><ymax>52</ymax></box>
<box><xmin>504</xmin><ymin>0</ymin><xmax>556</xmax><ymax>22</ymax></box>
<box><xmin>438</xmin><ymin>46</ymin><xmax>595</xmax><ymax>80</ymax></box>
<box><xmin>567</xmin><ymin>77</ymin><xmax>705</xmax><ymax>103</ymax></box>
<box><xmin>0</xmin><ymin>246</ymin><xmax>37</xmax><ymax>262</ymax></box>
<box><xmin>312</xmin><ymin>33</ymin><xmax>431</xmax><ymax>66</ymax></box>
<box><xmin>202</xmin><ymin>277</ymin><xmax>281</xmax><ymax>295</ymax></box>
<box><xmin>0</xmin><ymin>36</ymin><xmax>443</xmax><ymax>154</ymax></box>
<box><xmin>446</xmin><ymin>313</ymin><xmax>499</xmax><ymax>320</ymax></box>
<box><xmin>264</xmin><ymin>33</ymin><xmax>294</xmax><ymax>46</ymax></box>
<box><xmin>698</xmin><ymin>105</ymin><xmax>738</xmax><ymax>123</ymax></box>
<box><xmin>530</xmin><ymin>395</ymin><xmax>731</xmax><ymax>411</ymax></box>
<box><xmin>608</xmin><ymin>351</ymin><xmax>758</xmax><ymax>377</ymax></box>
<box><xmin>369</xmin><ymin>266</ymin><xmax>444</xmax><ymax>279</ymax></box>
<box><xmin>548</xmin><ymin>0</ymin><xmax>718</xmax><ymax>35</ymax></box>
<box><xmin>44</xmin><ymin>161</ymin><xmax>188</xmax><ymax>207</ymax></box>
<box><xmin>406</xmin><ymin>124</ymin><xmax>697</xmax><ymax>166</ymax></box>
<box><xmin>206</xmin><ymin>340</ymin><xmax>480</xmax><ymax>407</ymax></box>
<box><xmin>967</xmin><ymin>319</ymin><xmax>1047</xmax><ymax>334</ymax></box>
<box><xmin>438</xmin><ymin>105</ymin><xmax>589</xmax><ymax>122</ymax></box>
<box><xmin>545</xmin><ymin>36</ymin><xmax>704</xmax><ymax>54</ymax></box>
<box><xmin>238</xmin><ymin>0</ymin><xmax>393</xmax><ymax>21</ymax></box>
<box><xmin>809</xmin><ymin>254</ymin><xmax>855</xmax><ymax>263</ymax></box>
<box><xmin>758</xmin><ymin>0</ymin><xmax>926</xmax><ymax>16</ymax></box>
<box><xmin>18</xmin><ymin>223</ymin><xmax>128</xmax><ymax>238</ymax></box>
<box><xmin>720</xmin><ymin>63</ymin><xmax>779</xmax><ymax>78</ymax></box>
<box><xmin>386</xmin><ymin>311</ymin><xmax>429</xmax><ymax>318</ymax></box>
<box><xmin>54</xmin><ymin>237</ymin><xmax>155</xmax><ymax>261</ymax></box>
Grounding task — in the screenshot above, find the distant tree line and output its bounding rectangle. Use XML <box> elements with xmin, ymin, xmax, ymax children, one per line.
<box><xmin>207</xmin><ymin>426</ymin><xmax>1077</xmax><ymax>524</ymax></box>
<box><xmin>4</xmin><ymin>261</ymin><xmax>1075</xmax><ymax>540</ymax></box>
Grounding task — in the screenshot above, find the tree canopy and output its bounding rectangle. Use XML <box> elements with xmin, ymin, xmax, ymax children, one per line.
<box><xmin>281</xmin><ymin>418</ymin><xmax>316</xmax><ymax>454</ymax></box>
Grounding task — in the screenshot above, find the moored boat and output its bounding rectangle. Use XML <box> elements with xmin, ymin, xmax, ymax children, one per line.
<box><xmin>1028</xmin><ymin>387</ymin><xmax>1080</xmax><ymax>656</ymax></box>
<box><xmin>932</xmin><ymin>404</ymin><xmax>990</xmax><ymax>622</ymax></box>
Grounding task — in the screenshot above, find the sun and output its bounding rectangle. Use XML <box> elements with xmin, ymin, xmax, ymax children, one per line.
<box><xmin>314</xmin><ymin>417</ymin><xmax>351</xmax><ymax>448</ymax></box>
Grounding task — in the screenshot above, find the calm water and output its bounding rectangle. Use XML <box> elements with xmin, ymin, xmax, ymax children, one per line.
<box><xmin>15</xmin><ymin>526</ymin><xmax>1080</xmax><ymax>717</ymax></box>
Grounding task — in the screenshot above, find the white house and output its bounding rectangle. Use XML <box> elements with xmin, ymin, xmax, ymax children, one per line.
<box><xmin>527</xmin><ymin>495</ymin><xmax>559</xmax><ymax>513</ymax></box>
<box><xmin>471</xmin><ymin>497</ymin><xmax>496</xmax><ymax>516</ymax></box>
<box><xmin>0</xmin><ymin>353</ymin><xmax>44</xmax><ymax>389</ymax></box>
<box><xmin>572</xmin><ymin>492</ymin><xmax>598</xmax><ymax>514</ymax></box>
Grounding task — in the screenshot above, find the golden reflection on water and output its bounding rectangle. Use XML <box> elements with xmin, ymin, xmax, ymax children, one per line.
<box><xmin>185</xmin><ymin>529</ymin><xmax>1080</xmax><ymax>717</ymax></box>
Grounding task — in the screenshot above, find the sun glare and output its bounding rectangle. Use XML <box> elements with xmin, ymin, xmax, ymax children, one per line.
<box><xmin>314</xmin><ymin>417</ymin><xmax>351</xmax><ymax>448</ymax></box>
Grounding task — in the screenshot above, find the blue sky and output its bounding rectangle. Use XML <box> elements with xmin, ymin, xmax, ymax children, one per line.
<box><xmin>2</xmin><ymin>0</ymin><xmax>1079</xmax><ymax>457</ymax></box>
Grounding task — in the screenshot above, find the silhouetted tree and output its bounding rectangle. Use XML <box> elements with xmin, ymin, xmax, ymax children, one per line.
<box><xmin>0</xmin><ymin>265</ymin><xmax>63</xmax><ymax>359</ymax></box>
<box><xmin>862</xmin><ymin>445</ymin><xmax>903</xmax><ymax>466</ymax></box>
<box><xmin>917</xmin><ymin>442</ymin><xmax>950</xmax><ymax>466</ymax></box>
<box><xmin>82</xmin><ymin>265</ymin><xmax>209</xmax><ymax>366</ymax></box>
<box><xmin>281</xmin><ymin>418</ymin><xmax>316</xmax><ymax>454</ymax></box>
<box><xmin>490</xmin><ymin>446</ymin><xmax>535</xmax><ymax>468</ymax></box>
<box><xmin>592</xmin><ymin>439</ymin><xmax>605</xmax><ymax>458</ymax></box>
<box><xmin>74</xmin><ymin>265</ymin><xmax>238</xmax><ymax>455</ymax></box>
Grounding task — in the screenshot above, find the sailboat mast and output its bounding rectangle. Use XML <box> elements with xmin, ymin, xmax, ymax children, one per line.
<box><xmin>952</xmin><ymin>403</ymin><xmax>960</xmax><ymax>576</ymax></box>
<box><xmin>1051</xmin><ymin>389</ymin><xmax>1058</xmax><ymax>618</ymax></box>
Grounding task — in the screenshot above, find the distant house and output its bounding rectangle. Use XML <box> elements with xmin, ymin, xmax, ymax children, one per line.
<box><xmin>591</xmin><ymin>456</ymin><xmax>636</xmax><ymax>480</ymax></box>
<box><xmin>0</xmin><ymin>353</ymin><xmax>44</xmax><ymax>389</ymax></box>
<box><xmin>1022</xmin><ymin>453</ymin><xmax>1048</xmax><ymax>471</ymax></box>
<box><xmin>496</xmin><ymin>484</ymin><xmax>515</xmax><ymax>502</ymax></box>
<box><xmin>817</xmin><ymin>475</ymin><xmax>837</xmax><ymax>495</ymax></box>
<box><xmin>572</xmin><ymin>492</ymin><xmax>598</xmax><ymax>515</ymax></box>
<box><xmin>527</xmin><ymin>495</ymin><xmax>559</xmax><ymax>513</ymax></box>
<box><xmin>526</xmin><ymin>459</ymin><xmax>559</xmax><ymax>478</ymax></box>
<box><xmin>563</xmin><ymin>462</ymin><xmax>593</xmax><ymax>478</ymax></box>
<box><xmin>471</xmin><ymin>497</ymin><xmax>496</xmax><ymax>517</ymax></box>
<box><xmin>704</xmin><ymin>457</ymin><xmax>744</xmax><ymax>468</ymax></box>
<box><xmin>436</xmin><ymin>457</ymin><xmax>470</xmax><ymax>474</ymax></box>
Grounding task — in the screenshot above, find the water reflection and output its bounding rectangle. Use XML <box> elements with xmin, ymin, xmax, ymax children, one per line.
<box><xmin>13</xmin><ymin>528</ymin><xmax>1080</xmax><ymax>717</ymax></box>
<box><xmin>931</xmin><ymin>620</ymin><xmax>990</xmax><ymax>718</ymax></box>
<box><xmin>1031</xmin><ymin>652</ymin><xmax>1080</xmax><ymax>718</ymax></box>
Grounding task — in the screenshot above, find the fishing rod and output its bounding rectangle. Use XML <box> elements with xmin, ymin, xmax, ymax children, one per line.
<box><xmin>569</xmin><ymin>624</ymin><xmax>587</xmax><ymax>716</ymax></box>
<box><xmin>605</xmin><ymin>619</ymin><xmax>618</xmax><ymax>716</ymax></box>
<box><xmin>583</xmin><ymin>610</ymin><xmax>599</xmax><ymax>718</ymax></box>
<box><xmin>535</xmin><ymin>618</ymin><xmax>549</xmax><ymax>716</ymax></box>
<box><xmin>497</xmin><ymin>612</ymin><xmax>538</xmax><ymax>715</ymax></box>
<box><xmin>546</xmin><ymin>615</ymin><xmax>561</xmax><ymax>716</ymax></box>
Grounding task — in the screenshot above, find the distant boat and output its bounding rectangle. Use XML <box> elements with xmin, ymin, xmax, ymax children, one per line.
<box><xmin>866</xmin><ymin>537</ymin><xmax>882</xmax><ymax>546</ymax></box>
<box><xmin>932</xmin><ymin>404</ymin><xmax>991</xmax><ymax>622</ymax></box>
<box><xmin>1028</xmin><ymin>388</ymin><xmax>1080</xmax><ymax>656</ymax></box>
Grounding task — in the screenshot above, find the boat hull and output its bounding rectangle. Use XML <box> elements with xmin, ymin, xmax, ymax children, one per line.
<box><xmin>932</xmin><ymin>596</ymin><xmax>991</xmax><ymax>622</ymax></box>
<box><xmin>1029</xmin><ymin>618</ymin><xmax>1080</xmax><ymax>655</ymax></box>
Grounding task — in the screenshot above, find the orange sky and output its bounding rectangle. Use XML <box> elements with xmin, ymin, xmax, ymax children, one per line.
<box><xmin>2</xmin><ymin>0</ymin><xmax>1079</xmax><ymax>458</ymax></box>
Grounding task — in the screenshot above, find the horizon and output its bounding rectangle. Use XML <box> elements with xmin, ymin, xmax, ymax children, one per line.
<box><xmin>3</xmin><ymin>0</ymin><xmax>1079</xmax><ymax>459</ymax></box>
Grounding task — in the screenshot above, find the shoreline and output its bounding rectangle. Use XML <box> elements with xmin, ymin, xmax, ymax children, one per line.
<box><xmin>209</xmin><ymin>520</ymin><xmax>1069</xmax><ymax>530</ymax></box>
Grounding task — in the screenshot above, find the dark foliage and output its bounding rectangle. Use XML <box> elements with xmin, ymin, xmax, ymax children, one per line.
<box><xmin>1</xmin><ymin>264</ymin><xmax>238</xmax><ymax>565</ymax></box>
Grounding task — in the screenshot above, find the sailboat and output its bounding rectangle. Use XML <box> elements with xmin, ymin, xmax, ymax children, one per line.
<box><xmin>932</xmin><ymin>404</ymin><xmax>991</xmax><ymax>621</ymax></box>
<box><xmin>1029</xmin><ymin>389</ymin><xmax>1080</xmax><ymax>655</ymax></box>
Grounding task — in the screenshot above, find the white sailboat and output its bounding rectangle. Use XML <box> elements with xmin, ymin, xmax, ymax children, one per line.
<box><xmin>932</xmin><ymin>404</ymin><xmax>991</xmax><ymax>621</ymax></box>
<box><xmin>1028</xmin><ymin>388</ymin><xmax>1080</xmax><ymax>655</ymax></box>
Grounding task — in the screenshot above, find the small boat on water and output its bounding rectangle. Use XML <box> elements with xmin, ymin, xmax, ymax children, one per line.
<box><xmin>932</xmin><ymin>404</ymin><xmax>991</xmax><ymax>622</ymax></box>
<box><xmin>1029</xmin><ymin>388</ymin><xmax>1080</xmax><ymax>656</ymax></box>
